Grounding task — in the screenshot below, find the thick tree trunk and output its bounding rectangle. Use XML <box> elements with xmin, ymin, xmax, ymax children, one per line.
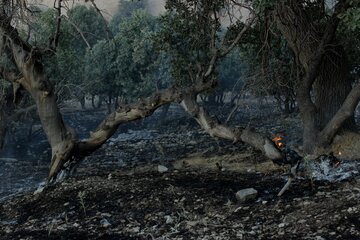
<box><xmin>314</xmin><ymin>46</ymin><xmax>354</xmax><ymax>129</ymax></box>
<box><xmin>274</xmin><ymin>1</ymin><xmax>356</xmax><ymax>153</ymax></box>
<box><xmin>0</xmin><ymin>17</ymin><xmax>77</xmax><ymax>179</ymax></box>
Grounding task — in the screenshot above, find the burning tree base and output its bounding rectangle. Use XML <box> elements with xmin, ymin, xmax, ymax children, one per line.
<box><xmin>270</xmin><ymin>134</ymin><xmax>355</xmax><ymax>196</ymax></box>
<box><xmin>276</xmin><ymin>150</ymin><xmax>360</xmax><ymax>196</ymax></box>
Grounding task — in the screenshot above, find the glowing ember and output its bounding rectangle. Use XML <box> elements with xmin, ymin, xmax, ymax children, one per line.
<box><xmin>272</xmin><ymin>135</ymin><xmax>285</xmax><ymax>149</ymax></box>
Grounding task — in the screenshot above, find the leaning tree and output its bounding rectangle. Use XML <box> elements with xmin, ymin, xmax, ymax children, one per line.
<box><xmin>0</xmin><ymin>0</ymin><xmax>282</xmax><ymax>181</ymax></box>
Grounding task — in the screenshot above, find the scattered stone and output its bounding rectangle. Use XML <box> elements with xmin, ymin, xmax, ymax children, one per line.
<box><xmin>186</xmin><ymin>221</ymin><xmax>199</xmax><ymax>227</ymax></box>
<box><xmin>100</xmin><ymin>219</ymin><xmax>111</xmax><ymax>228</ymax></box>
<box><xmin>157</xmin><ymin>165</ymin><xmax>168</xmax><ymax>173</ymax></box>
<box><xmin>164</xmin><ymin>215</ymin><xmax>173</xmax><ymax>224</ymax></box>
<box><xmin>130</xmin><ymin>226</ymin><xmax>140</xmax><ymax>233</ymax></box>
<box><xmin>278</xmin><ymin>223</ymin><xmax>286</xmax><ymax>228</ymax></box>
<box><xmin>101</xmin><ymin>213</ymin><xmax>112</xmax><ymax>218</ymax></box>
<box><xmin>235</xmin><ymin>188</ymin><xmax>258</xmax><ymax>202</ymax></box>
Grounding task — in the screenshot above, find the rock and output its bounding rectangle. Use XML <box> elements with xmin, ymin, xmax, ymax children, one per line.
<box><xmin>235</xmin><ymin>188</ymin><xmax>258</xmax><ymax>202</ymax></box>
<box><xmin>33</xmin><ymin>186</ymin><xmax>45</xmax><ymax>195</ymax></box>
<box><xmin>157</xmin><ymin>165</ymin><xmax>168</xmax><ymax>173</ymax></box>
<box><xmin>164</xmin><ymin>215</ymin><xmax>173</xmax><ymax>224</ymax></box>
<box><xmin>101</xmin><ymin>213</ymin><xmax>112</xmax><ymax>218</ymax></box>
<box><xmin>130</xmin><ymin>226</ymin><xmax>140</xmax><ymax>233</ymax></box>
<box><xmin>298</xmin><ymin>219</ymin><xmax>307</xmax><ymax>224</ymax></box>
<box><xmin>278</xmin><ymin>223</ymin><xmax>286</xmax><ymax>228</ymax></box>
<box><xmin>100</xmin><ymin>218</ymin><xmax>111</xmax><ymax>228</ymax></box>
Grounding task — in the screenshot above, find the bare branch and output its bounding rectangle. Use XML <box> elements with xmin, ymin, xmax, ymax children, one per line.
<box><xmin>49</xmin><ymin>0</ymin><xmax>62</xmax><ymax>50</ymax></box>
<box><xmin>88</xmin><ymin>0</ymin><xmax>114</xmax><ymax>41</ymax></box>
<box><xmin>63</xmin><ymin>16</ymin><xmax>92</xmax><ymax>49</ymax></box>
<box><xmin>219</xmin><ymin>15</ymin><xmax>256</xmax><ymax>57</ymax></box>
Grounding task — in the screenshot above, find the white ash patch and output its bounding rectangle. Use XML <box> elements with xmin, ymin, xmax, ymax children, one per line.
<box><xmin>109</xmin><ymin>129</ymin><xmax>159</xmax><ymax>144</ymax></box>
<box><xmin>308</xmin><ymin>159</ymin><xmax>360</xmax><ymax>182</ymax></box>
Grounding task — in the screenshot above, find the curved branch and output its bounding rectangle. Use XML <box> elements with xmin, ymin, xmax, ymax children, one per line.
<box><xmin>181</xmin><ymin>94</ymin><xmax>282</xmax><ymax>161</ymax></box>
<box><xmin>75</xmin><ymin>81</ymin><xmax>216</xmax><ymax>157</ymax></box>
<box><xmin>49</xmin><ymin>0</ymin><xmax>62</xmax><ymax>50</ymax></box>
<box><xmin>63</xmin><ymin>16</ymin><xmax>92</xmax><ymax>49</ymax></box>
<box><xmin>219</xmin><ymin>15</ymin><xmax>256</xmax><ymax>57</ymax></box>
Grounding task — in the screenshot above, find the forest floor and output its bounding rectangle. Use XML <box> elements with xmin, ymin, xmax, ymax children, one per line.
<box><xmin>1</xmin><ymin>103</ymin><xmax>360</xmax><ymax>239</ymax></box>
<box><xmin>1</xmin><ymin>166</ymin><xmax>360</xmax><ymax>239</ymax></box>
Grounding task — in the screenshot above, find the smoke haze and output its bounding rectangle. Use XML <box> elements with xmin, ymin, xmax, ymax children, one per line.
<box><xmin>32</xmin><ymin>0</ymin><xmax>165</xmax><ymax>19</ymax></box>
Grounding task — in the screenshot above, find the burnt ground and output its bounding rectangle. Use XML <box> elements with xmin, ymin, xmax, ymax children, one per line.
<box><xmin>1</xmin><ymin>103</ymin><xmax>360</xmax><ymax>239</ymax></box>
<box><xmin>1</xmin><ymin>169</ymin><xmax>360</xmax><ymax>239</ymax></box>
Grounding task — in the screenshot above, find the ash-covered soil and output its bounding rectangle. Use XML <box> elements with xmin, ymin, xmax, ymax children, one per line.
<box><xmin>1</xmin><ymin>169</ymin><xmax>360</xmax><ymax>239</ymax></box>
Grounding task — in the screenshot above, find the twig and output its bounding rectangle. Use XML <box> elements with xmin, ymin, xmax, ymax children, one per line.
<box><xmin>278</xmin><ymin>162</ymin><xmax>299</xmax><ymax>196</ymax></box>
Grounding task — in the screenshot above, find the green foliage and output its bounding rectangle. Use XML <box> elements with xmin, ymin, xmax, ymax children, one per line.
<box><xmin>84</xmin><ymin>10</ymin><xmax>171</xmax><ymax>102</ymax></box>
<box><xmin>338</xmin><ymin>2</ymin><xmax>360</xmax><ymax>80</ymax></box>
<box><xmin>159</xmin><ymin>0</ymin><xmax>223</xmax><ymax>85</ymax></box>
<box><xmin>84</xmin><ymin>40</ymin><xmax>118</xmax><ymax>97</ymax></box>
<box><xmin>110</xmin><ymin>0</ymin><xmax>148</xmax><ymax>33</ymax></box>
<box><xmin>33</xmin><ymin>6</ymin><xmax>109</xmax><ymax>102</ymax></box>
<box><xmin>339</xmin><ymin>3</ymin><xmax>360</xmax><ymax>31</ymax></box>
<box><xmin>67</xmin><ymin>5</ymin><xmax>108</xmax><ymax>51</ymax></box>
<box><xmin>252</xmin><ymin>0</ymin><xmax>276</xmax><ymax>14</ymax></box>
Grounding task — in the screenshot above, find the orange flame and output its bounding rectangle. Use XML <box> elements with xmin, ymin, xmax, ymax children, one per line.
<box><xmin>272</xmin><ymin>135</ymin><xmax>285</xmax><ymax>149</ymax></box>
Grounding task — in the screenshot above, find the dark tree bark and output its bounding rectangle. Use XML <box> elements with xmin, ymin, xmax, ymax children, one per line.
<box><xmin>91</xmin><ymin>95</ymin><xmax>96</xmax><ymax>109</ymax></box>
<box><xmin>274</xmin><ymin>0</ymin><xmax>359</xmax><ymax>153</ymax></box>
